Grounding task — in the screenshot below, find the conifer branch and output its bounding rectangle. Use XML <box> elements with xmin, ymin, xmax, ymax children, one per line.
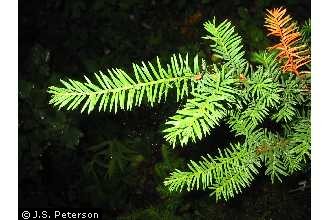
<box><xmin>203</xmin><ymin>18</ymin><xmax>248</xmax><ymax>72</ymax></box>
<box><xmin>47</xmin><ymin>9</ymin><xmax>311</xmax><ymax>203</ymax></box>
<box><xmin>265</xmin><ymin>7</ymin><xmax>310</xmax><ymax>75</ymax></box>
<box><xmin>164</xmin><ymin>143</ymin><xmax>261</xmax><ymax>201</ymax></box>
<box><xmin>163</xmin><ymin>65</ymin><xmax>241</xmax><ymax>147</ymax></box>
<box><xmin>48</xmin><ymin>54</ymin><xmax>200</xmax><ymax>114</ymax></box>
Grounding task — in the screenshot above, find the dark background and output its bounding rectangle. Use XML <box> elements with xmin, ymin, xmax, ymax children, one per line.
<box><xmin>19</xmin><ymin>0</ymin><xmax>311</xmax><ymax>219</ymax></box>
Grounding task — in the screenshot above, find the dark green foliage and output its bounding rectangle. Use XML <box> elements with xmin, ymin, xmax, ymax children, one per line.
<box><xmin>300</xmin><ymin>19</ymin><xmax>311</xmax><ymax>47</ymax></box>
<box><xmin>19</xmin><ymin>44</ymin><xmax>84</xmax><ymax>207</ymax></box>
<box><xmin>154</xmin><ymin>145</ymin><xmax>185</xmax><ymax>180</ymax></box>
<box><xmin>85</xmin><ymin>139</ymin><xmax>145</xmax><ymax>179</ymax></box>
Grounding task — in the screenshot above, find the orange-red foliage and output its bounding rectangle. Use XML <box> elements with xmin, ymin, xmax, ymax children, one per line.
<box><xmin>265</xmin><ymin>7</ymin><xmax>310</xmax><ymax>76</ymax></box>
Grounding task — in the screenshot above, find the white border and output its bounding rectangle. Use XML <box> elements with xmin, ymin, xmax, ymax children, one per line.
<box><xmin>0</xmin><ymin>0</ymin><xmax>18</xmax><ymax>219</ymax></box>
<box><xmin>0</xmin><ymin>1</ymin><xmax>325</xmax><ymax>219</ymax></box>
<box><xmin>311</xmin><ymin>1</ymin><xmax>330</xmax><ymax>219</ymax></box>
